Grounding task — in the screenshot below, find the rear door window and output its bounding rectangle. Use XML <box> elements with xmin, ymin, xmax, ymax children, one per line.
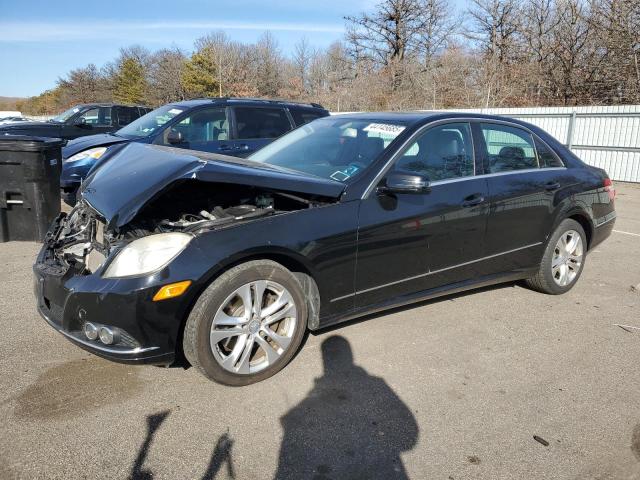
<box><xmin>78</xmin><ymin>107</ymin><xmax>112</xmax><ymax>126</ymax></box>
<box><xmin>480</xmin><ymin>123</ymin><xmax>538</xmax><ymax>173</ymax></box>
<box><xmin>289</xmin><ymin>109</ymin><xmax>326</xmax><ymax>127</ymax></box>
<box><xmin>234</xmin><ymin>107</ymin><xmax>292</xmax><ymax>139</ymax></box>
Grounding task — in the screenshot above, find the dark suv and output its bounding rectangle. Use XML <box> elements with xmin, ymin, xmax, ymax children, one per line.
<box><xmin>0</xmin><ymin>104</ymin><xmax>151</xmax><ymax>140</ymax></box>
<box><xmin>60</xmin><ymin>98</ymin><xmax>330</xmax><ymax>204</ymax></box>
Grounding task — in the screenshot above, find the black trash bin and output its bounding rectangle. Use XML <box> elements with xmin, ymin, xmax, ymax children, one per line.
<box><xmin>0</xmin><ymin>135</ymin><xmax>63</xmax><ymax>242</ymax></box>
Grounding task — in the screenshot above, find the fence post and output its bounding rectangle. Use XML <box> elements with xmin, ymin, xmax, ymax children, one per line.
<box><xmin>566</xmin><ymin>111</ymin><xmax>577</xmax><ymax>149</ymax></box>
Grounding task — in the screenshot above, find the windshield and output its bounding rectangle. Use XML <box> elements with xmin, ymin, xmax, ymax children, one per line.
<box><xmin>249</xmin><ymin>117</ymin><xmax>407</xmax><ymax>181</ymax></box>
<box><xmin>51</xmin><ymin>106</ymin><xmax>82</xmax><ymax>123</ymax></box>
<box><xmin>117</xmin><ymin>104</ymin><xmax>185</xmax><ymax>138</ymax></box>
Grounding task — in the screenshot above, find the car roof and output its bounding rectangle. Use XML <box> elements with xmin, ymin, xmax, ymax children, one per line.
<box><xmin>326</xmin><ymin>111</ymin><xmax>540</xmax><ymax>129</ymax></box>
<box><xmin>75</xmin><ymin>103</ymin><xmax>150</xmax><ymax>108</ymax></box>
<box><xmin>169</xmin><ymin>97</ymin><xmax>328</xmax><ymax>111</ymax></box>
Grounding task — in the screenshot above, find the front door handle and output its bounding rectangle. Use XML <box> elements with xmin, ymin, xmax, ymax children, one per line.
<box><xmin>462</xmin><ymin>194</ymin><xmax>485</xmax><ymax>207</ymax></box>
<box><xmin>545</xmin><ymin>181</ymin><xmax>561</xmax><ymax>191</ymax></box>
<box><xmin>219</xmin><ymin>144</ymin><xmax>232</xmax><ymax>151</ymax></box>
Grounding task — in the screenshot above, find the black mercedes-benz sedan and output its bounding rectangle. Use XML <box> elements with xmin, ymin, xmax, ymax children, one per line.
<box><xmin>33</xmin><ymin>112</ymin><xmax>616</xmax><ymax>385</ymax></box>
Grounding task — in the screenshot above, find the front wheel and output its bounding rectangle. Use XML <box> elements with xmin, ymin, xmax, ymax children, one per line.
<box><xmin>183</xmin><ymin>260</ymin><xmax>308</xmax><ymax>386</ymax></box>
<box><xmin>526</xmin><ymin>219</ymin><xmax>587</xmax><ymax>295</ymax></box>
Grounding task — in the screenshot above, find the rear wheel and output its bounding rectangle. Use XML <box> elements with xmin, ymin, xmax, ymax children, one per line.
<box><xmin>183</xmin><ymin>260</ymin><xmax>307</xmax><ymax>386</ymax></box>
<box><xmin>526</xmin><ymin>219</ymin><xmax>587</xmax><ymax>295</ymax></box>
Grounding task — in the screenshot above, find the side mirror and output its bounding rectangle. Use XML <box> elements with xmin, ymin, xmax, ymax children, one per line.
<box><xmin>380</xmin><ymin>172</ymin><xmax>430</xmax><ymax>194</ymax></box>
<box><xmin>166</xmin><ymin>130</ymin><xmax>184</xmax><ymax>144</ymax></box>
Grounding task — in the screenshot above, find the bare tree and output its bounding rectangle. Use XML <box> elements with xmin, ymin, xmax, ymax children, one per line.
<box><xmin>147</xmin><ymin>48</ymin><xmax>188</xmax><ymax>105</ymax></box>
<box><xmin>345</xmin><ymin>0</ymin><xmax>425</xmax><ymax>64</ymax></box>
<box><xmin>253</xmin><ymin>32</ymin><xmax>284</xmax><ymax>96</ymax></box>
<box><xmin>56</xmin><ymin>64</ymin><xmax>108</xmax><ymax>104</ymax></box>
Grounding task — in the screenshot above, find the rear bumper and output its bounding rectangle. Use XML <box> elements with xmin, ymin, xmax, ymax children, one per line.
<box><xmin>591</xmin><ymin>212</ymin><xmax>616</xmax><ymax>249</ymax></box>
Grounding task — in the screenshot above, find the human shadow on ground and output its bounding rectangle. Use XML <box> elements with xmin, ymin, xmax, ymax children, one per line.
<box><xmin>128</xmin><ymin>409</ymin><xmax>236</xmax><ymax>480</ymax></box>
<box><xmin>201</xmin><ymin>431</ymin><xmax>235</xmax><ymax>480</ymax></box>
<box><xmin>274</xmin><ymin>335</ymin><xmax>418</xmax><ymax>480</ymax></box>
<box><xmin>129</xmin><ymin>410</ymin><xmax>171</xmax><ymax>480</ymax></box>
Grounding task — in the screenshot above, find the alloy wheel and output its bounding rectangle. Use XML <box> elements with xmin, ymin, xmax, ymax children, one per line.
<box><xmin>551</xmin><ymin>230</ymin><xmax>584</xmax><ymax>287</ymax></box>
<box><xmin>209</xmin><ymin>280</ymin><xmax>298</xmax><ymax>374</ymax></box>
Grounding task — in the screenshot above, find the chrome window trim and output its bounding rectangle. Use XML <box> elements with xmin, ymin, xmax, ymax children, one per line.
<box><xmin>330</xmin><ymin>241</ymin><xmax>542</xmax><ymax>302</ymax></box>
<box><xmin>362</xmin><ymin>116</ymin><xmax>568</xmax><ymax>199</ymax></box>
<box><xmin>477</xmin><ymin>166</ymin><xmax>566</xmax><ymax>178</ymax></box>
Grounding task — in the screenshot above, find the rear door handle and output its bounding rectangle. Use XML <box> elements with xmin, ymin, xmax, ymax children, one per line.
<box><xmin>545</xmin><ymin>182</ymin><xmax>561</xmax><ymax>191</ymax></box>
<box><xmin>462</xmin><ymin>194</ymin><xmax>485</xmax><ymax>207</ymax></box>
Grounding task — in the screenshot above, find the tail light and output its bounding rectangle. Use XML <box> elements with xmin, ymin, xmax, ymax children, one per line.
<box><xmin>604</xmin><ymin>178</ymin><xmax>616</xmax><ymax>201</ymax></box>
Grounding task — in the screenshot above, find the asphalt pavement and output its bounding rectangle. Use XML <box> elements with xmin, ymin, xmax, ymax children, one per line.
<box><xmin>1</xmin><ymin>183</ymin><xmax>639</xmax><ymax>480</ymax></box>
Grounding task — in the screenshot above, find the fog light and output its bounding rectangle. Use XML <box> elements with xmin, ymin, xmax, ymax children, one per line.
<box><xmin>83</xmin><ymin>322</ymin><xmax>98</xmax><ymax>340</ymax></box>
<box><xmin>98</xmin><ymin>326</ymin><xmax>117</xmax><ymax>345</ymax></box>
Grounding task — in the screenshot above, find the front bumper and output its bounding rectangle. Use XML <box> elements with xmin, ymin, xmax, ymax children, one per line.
<box><xmin>32</xmin><ymin>217</ymin><xmax>190</xmax><ymax>366</ymax></box>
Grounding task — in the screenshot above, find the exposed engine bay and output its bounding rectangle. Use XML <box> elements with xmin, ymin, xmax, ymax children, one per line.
<box><xmin>46</xmin><ymin>180</ymin><xmax>332</xmax><ymax>275</ymax></box>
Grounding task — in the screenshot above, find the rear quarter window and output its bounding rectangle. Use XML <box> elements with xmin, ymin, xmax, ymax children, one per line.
<box><xmin>534</xmin><ymin>136</ymin><xmax>564</xmax><ymax>168</ymax></box>
<box><xmin>234</xmin><ymin>107</ymin><xmax>292</xmax><ymax>139</ymax></box>
<box><xmin>290</xmin><ymin>109</ymin><xmax>326</xmax><ymax>127</ymax></box>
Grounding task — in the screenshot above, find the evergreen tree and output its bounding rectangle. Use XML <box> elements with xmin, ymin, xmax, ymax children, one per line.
<box><xmin>181</xmin><ymin>47</ymin><xmax>220</xmax><ymax>98</ymax></box>
<box><xmin>113</xmin><ymin>57</ymin><xmax>147</xmax><ymax>104</ymax></box>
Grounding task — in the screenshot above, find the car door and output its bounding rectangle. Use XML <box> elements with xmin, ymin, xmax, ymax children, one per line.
<box><xmin>355</xmin><ymin>122</ymin><xmax>489</xmax><ymax>308</ymax></box>
<box><xmin>230</xmin><ymin>106</ymin><xmax>294</xmax><ymax>157</ymax></box>
<box><xmin>63</xmin><ymin>107</ymin><xmax>113</xmax><ymax>138</ymax></box>
<box><xmin>477</xmin><ymin>121</ymin><xmax>568</xmax><ymax>272</ymax></box>
<box><xmin>159</xmin><ymin>107</ymin><xmax>232</xmax><ymax>154</ymax></box>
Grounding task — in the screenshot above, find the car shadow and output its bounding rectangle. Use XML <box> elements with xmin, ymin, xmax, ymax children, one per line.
<box><xmin>274</xmin><ymin>335</ymin><xmax>418</xmax><ymax>479</ymax></box>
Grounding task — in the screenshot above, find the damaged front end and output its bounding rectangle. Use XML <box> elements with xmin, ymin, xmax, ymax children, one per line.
<box><xmin>41</xmin><ymin>203</ymin><xmax>110</xmax><ymax>276</ymax></box>
<box><xmin>34</xmin><ymin>143</ymin><xmax>345</xmax><ymax>365</ymax></box>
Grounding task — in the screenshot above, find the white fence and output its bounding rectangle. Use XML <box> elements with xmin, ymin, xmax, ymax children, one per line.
<box><xmin>442</xmin><ymin>105</ymin><xmax>640</xmax><ymax>183</ymax></box>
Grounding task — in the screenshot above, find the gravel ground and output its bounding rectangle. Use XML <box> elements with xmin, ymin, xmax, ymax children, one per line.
<box><xmin>1</xmin><ymin>183</ymin><xmax>639</xmax><ymax>480</ymax></box>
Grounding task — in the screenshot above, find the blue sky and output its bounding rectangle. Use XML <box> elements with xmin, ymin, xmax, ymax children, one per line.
<box><xmin>0</xmin><ymin>0</ymin><xmax>466</xmax><ymax>98</ymax></box>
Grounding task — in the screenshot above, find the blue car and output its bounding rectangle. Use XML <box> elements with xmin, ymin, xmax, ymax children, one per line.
<box><xmin>60</xmin><ymin>98</ymin><xmax>329</xmax><ymax>204</ymax></box>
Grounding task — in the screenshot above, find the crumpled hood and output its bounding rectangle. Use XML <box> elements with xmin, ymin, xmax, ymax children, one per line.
<box><xmin>62</xmin><ymin>133</ymin><xmax>128</xmax><ymax>159</ymax></box>
<box><xmin>81</xmin><ymin>143</ymin><xmax>345</xmax><ymax>229</ymax></box>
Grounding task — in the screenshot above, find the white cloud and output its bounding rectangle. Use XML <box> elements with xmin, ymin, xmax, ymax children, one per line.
<box><xmin>0</xmin><ymin>20</ymin><xmax>345</xmax><ymax>42</ymax></box>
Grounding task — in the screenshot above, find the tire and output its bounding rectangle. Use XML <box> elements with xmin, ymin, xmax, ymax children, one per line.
<box><xmin>183</xmin><ymin>260</ymin><xmax>308</xmax><ymax>386</ymax></box>
<box><xmin>526</xmin><ymin>219</ymin><xmax>587</xmax><ymax>295</ymax></box>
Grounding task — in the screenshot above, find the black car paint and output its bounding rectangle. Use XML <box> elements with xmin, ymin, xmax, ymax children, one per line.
<box><xmin>34</xmin><ymin>112</ymin><xmax>616</xmax><ymax>366</ymax></box>
<box><xmin>0</xmin><ymin>104</ymin><xmax>147</xmax><ymax>140</ymax></box>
